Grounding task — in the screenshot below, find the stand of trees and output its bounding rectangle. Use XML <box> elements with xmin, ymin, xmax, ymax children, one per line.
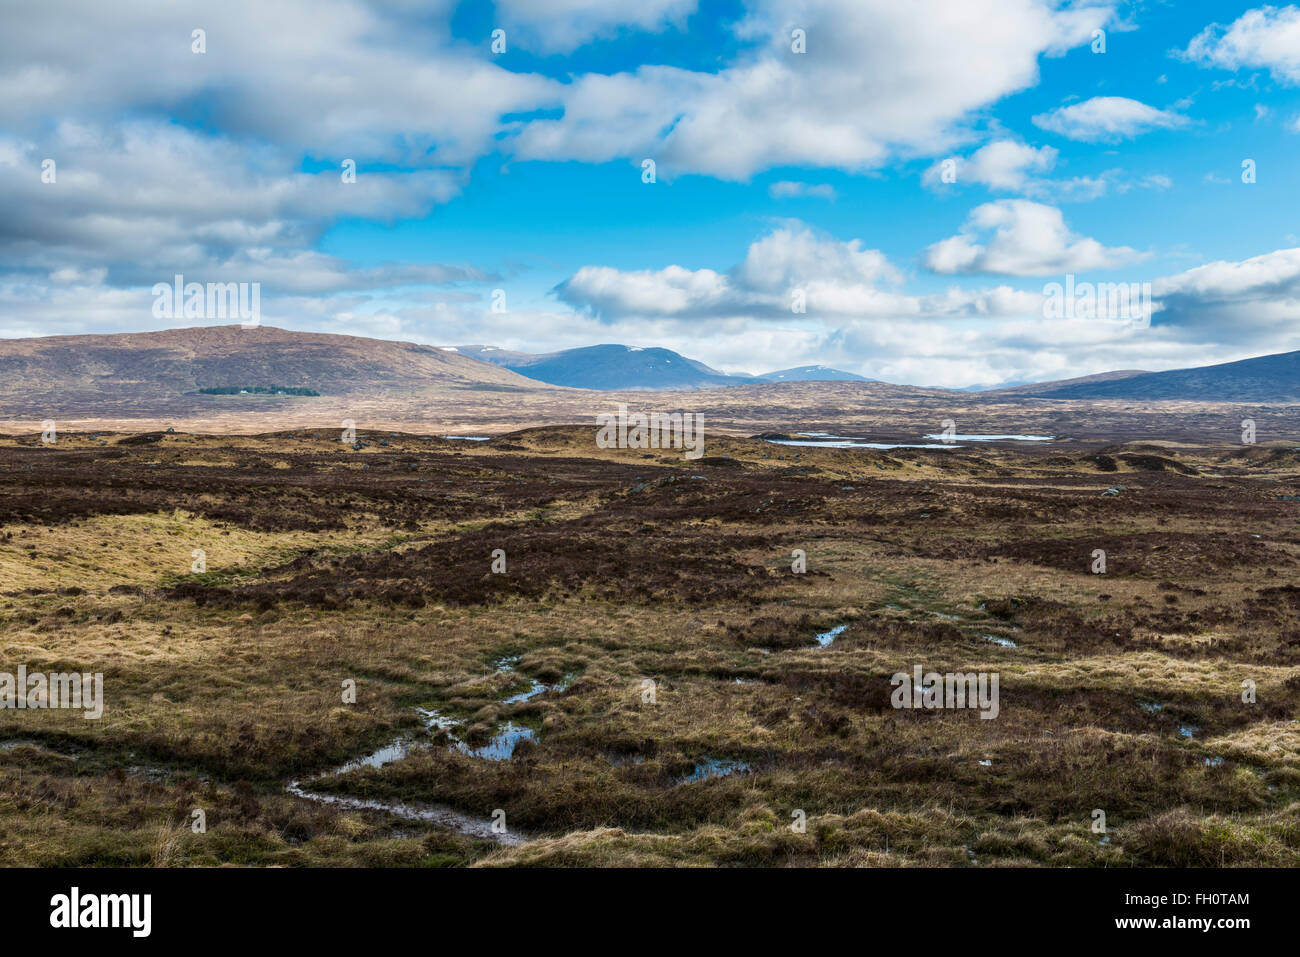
<box><xmin>198</xmin><ymin>386</ymin><xmax>320</xmax><ymax>396</ymax></box>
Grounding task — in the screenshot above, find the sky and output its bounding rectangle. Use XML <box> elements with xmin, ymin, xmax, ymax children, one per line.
<box><xmin>3</xmin><ymin>0</ymin><xmax>1300</xmax><ymax>387</ymax></box>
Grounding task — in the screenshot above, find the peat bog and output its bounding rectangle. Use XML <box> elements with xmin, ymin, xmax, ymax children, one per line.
<box><xmin>1</xmin><ymin>426</ymin><xmax>1299</xmax><ymax>866</ymax></box>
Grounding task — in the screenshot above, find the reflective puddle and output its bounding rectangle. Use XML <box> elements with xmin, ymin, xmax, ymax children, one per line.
<box><xmin>766</xmin><ymin>435</ymin><xmax>960</xmax><ymax>449</ymax></box>
<box><xmin>454</xmin><ymin>722</ymin><xmax>537</xmax><ymax>761</ymax></box>
<box><xmin>922</xmin><ymin>433</ymin><xmax>1054</xmax><ymax>442</ymax></box>
<box><xmin>982</xmin><ymin>634</ymin><xmax>1018</xmax><ymax>648</ymax></box>
<box><xmin>676</xmin><ymin>757</ymin><xmax>751</xmax><ymax>784</ymax></box>
<box><xmin>815</xmin><ymin>624</ymin><xmax>848</xmax><ymax>647</ymax></box>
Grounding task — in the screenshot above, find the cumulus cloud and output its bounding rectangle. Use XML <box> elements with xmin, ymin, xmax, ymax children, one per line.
<box><xmin>921</xmin><ymin>141</ymin><xmax>1170</xmax><ymax>201</ymax></box>
<box><xmin>923</xmin><ymin>200</ymin><xmax>1145</xmax><ymax>275</ymax></box>
<box><xmin>557</xmin><ymin>223</ymin><xmax>1042</xmax><ymax>321</ymax></box>
<box><xmin>1182</xmin><ymin>5</ymin><xmax>1300</xmax><ymax>84</ymax></box>
<box><xmin>733</xmin><ymin>226</ymin><xmax>900</xmax><ymax>292</ymax></box>
<box><xmin>557</xmin><ymin>264</ymin><xmax>734</xmax><ymax>318</ymax></box>
<box><xmin>494</xmin><ymin>0</ymin><xmax>697</xmax><ymax>53</ymax></box>
<box><xmin>513</xmin><ymin>0</ymin><xmax>1116</xmax><ymax>178</ymax></box>
<box><xmin>1156</xmin><ymin>247</ymin><xmax>1300</xmax><ymax>300</ymax></box>
<box><xmin>0</xmin><ymin>116</ymin><xmax>489</xmax><ymax>341</ymax></box>
<box><xmin>1151</xmin><ymin>247</ymin><xmax>1300</xmax><ymax>342</ymax></box>
<box><xmin>0</xmin><ymin>1</ymin><xmax>1121</xmax><ymax>209</ymax></box>
<box><xmin>0</xmin><ymin>122</ymin><xmax>475</xmax><ymax>294</ymax></box>
<box><xmin>1032</xmin><ymin>96</ymin><xmax>1189</xmax><ymax>141</ymax></box>
<box><xmin>0</xmin><ymin>0</ymin><xmax>555</xmax><ymax>167</ymax></box>
<box><xmin>923</xmin><ymin>140</ymin><xmax>1059</xmax><ymax>191</ymax></box>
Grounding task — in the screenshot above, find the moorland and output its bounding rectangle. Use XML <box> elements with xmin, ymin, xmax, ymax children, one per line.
<box><xmin>2</xmin><ymin>422</ymin><xmax>1298</xmax><ymax>866</ymax></box>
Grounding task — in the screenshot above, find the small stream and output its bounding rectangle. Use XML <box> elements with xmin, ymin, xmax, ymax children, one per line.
<box><xmin>286</xmin><ymin>663</ymin><xmax>571</xmax><ymax>844</ymax></box>
<box><xmin>284</xmin><ymin>702</ymin><xmax>528</xmax><ymax>845</ymax></box>
<box><xmin>284</xmin><ymin>781</ymin><xmax>521</xmax><ymax>844</ymax></box>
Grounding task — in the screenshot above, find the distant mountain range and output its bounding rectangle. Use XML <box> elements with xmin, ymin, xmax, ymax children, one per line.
<box><xmin>456</xmin><ymin>340</ymin><xmax>1297</xmax><ymax>401</ymax></box>
<box><xmin>0</xmin><ymin>328</ymin><xmax>1295</xmax><ymax>429</ymax></box>
<box><xmin>986</xmin><ymin>369</ymin><xmax>1150</xmax><ymax>396</ymax></box>
<box><xmin>455</xmin><ymin>344</ymin><xmax>868</xmax><ymax>390</ymax></box>
<box><xmin>1015</xmin><ymin>351</ymin><xmax>1300</xmax><ymax>401</ymax></box>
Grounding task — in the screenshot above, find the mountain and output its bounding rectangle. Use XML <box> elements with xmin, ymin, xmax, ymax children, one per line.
<box><xmin>1019</xmin><ymin>351</ymin><xmax>1300</xmax><ymax>401</ymax></box>
<box><xmin>6</xmin><ymin>326</ymin><xmax>1294</xmax><ymax>435</ymax></box>
<box><xmin>0</xmin><ymin>325</ymin><xmax>545</xmax><ymax>418</ymax></box>
<box><xmin>758</xmin><ymin>365</ymin><xmax>871</xmax><ymax>383</ymax></box>
<box><xmin>457</xmin><ymin>343</ymin><xmax>761</xmax><ymax>390</ymax></box>
<box><xmin>986</xmin><ymin>369</ymin><xmax>1149</xmax><ymax>395</ymax></box>
<box><xmin>458</xmin><ymin>345</ymin><xmax>869</xmax><ymax>390</ymax></box>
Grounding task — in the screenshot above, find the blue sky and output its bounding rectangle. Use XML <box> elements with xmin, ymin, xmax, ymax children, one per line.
<box><xmin>4</xmin><ymin>0</ymin><xmax>1300</xmax><ymax>386</ymax></box>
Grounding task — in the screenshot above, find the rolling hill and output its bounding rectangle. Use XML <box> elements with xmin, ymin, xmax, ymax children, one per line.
<box><xmin>1020</xmin><ymin>351</ymin><xmax>1300</xmax><ymax>401</ymax></box>
<box><xmin>0</xmin><ymin>325</ymin><xmax>546</xmax><ymax>419</ymax></box>
<box><xmin>986</xmin><ymin>369</ymin><xmax>1149</xmax><ymax>395</ymax></box>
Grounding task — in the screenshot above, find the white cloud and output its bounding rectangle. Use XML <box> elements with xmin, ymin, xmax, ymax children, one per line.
<box><xmin>0</xmin><ymin>1</ymin><xmax>1126</xmax><ymax>193</ymax></box>
<box><xmin>923</xmin><ymin>142</ymin><xmax>1171</xmax><ymax>202</ymax></box>
<box><xmin>734</xmin><ymin>226</ymin><xmax>901</xmax><ymax>292</ymax></box>
<box><xmin>494</xmin><ymin>0</ymin><xmax>697</xmax><ymax>53</ymax></box>
<box><xmin>1183</xmin><ymin>5</ymin><xmax>1300</xmax><ymax>84</ymax></box>
<box><xmin>0</xmin><ymin>0</ymin><xmax>556</xmax><ymax>166</ymax></box>
<box><xmin>557</xmin><ymin>223</ymin><xmax>1042</xmax><ymax>320</ymax></box>
<box><xmin>513</xmin><ymin>0</ymin><xmax>1116</xmax><ymax>179</ymax></box>
<box><xmin>557</xmin><ymin>264</ymin><xmax>734</xmax><ymax>318</ymax></box>
<box><xmin>1155</xmin><ymin>246</ymin><xmax>1300</xmax><ymax>300</ymax></box>
<box><xmin>924</xmin><ymin>200</ymin><xmax>1145</xmax><ymax>275</ymax></box>
<box><xmin>1032</xmin><ymin>96</ymin><xmax>1189</xmax><ymax>141</ymax></box>
<box><xmin>924</xmin><ymin>140</ymin><xmax>1059</xmax><ymax>191</ymax></box>
<box><xmin>1150</xmin><ymin>247</ymin><xmax>1300</xmax><ymax>346</ymax></box>
<box><xmin>0</xmin><ymin>122</ymin><xmax>474</xmax><ymax>294</ymax></box>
